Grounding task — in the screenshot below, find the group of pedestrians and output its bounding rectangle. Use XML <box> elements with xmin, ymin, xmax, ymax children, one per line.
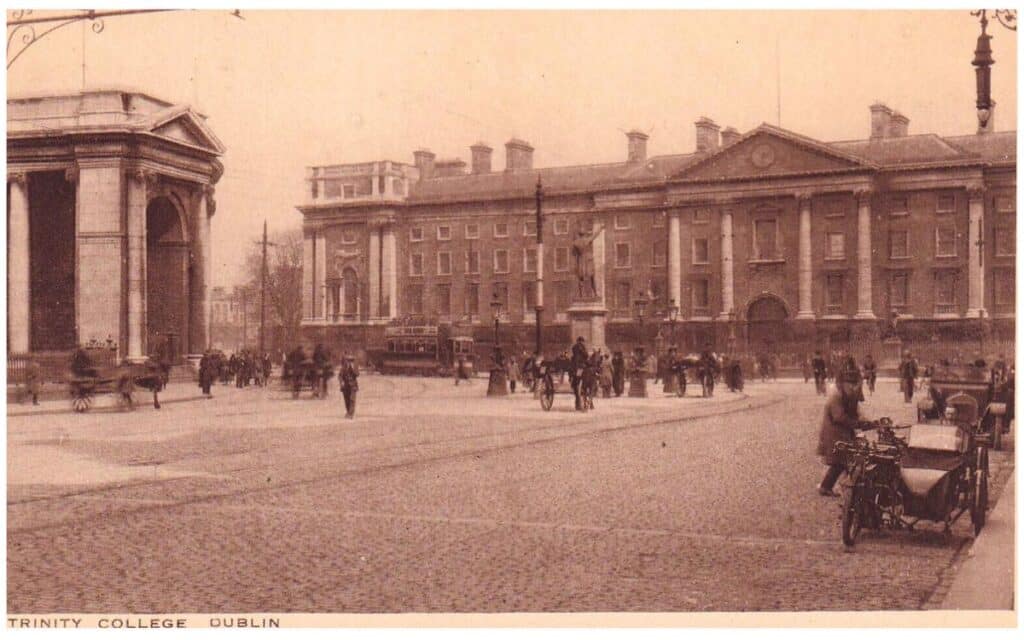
<box><xmin>285</xmin><ymin>344</ymin><xmax>360</xmax><ymax>418</ymax></box>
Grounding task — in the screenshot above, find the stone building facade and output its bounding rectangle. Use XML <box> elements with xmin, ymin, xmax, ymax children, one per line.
<box><xmin>297</xmin><ymin>105</ymin><xmax>1015</xmax><ymax>364</ymax></box>
<box><xmin>7</xmin><ymin>89</ymin><xmax>224</xmax><ymax>363</ymax></box>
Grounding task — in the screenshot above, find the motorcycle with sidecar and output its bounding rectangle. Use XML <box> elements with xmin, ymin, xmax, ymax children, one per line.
<box><xmin>833</xmin><ymin>416</ymin><xmax>989</xmax><ymax>548</ymax></box>
<box><xmin>917</xmin><ymin>363</ymin><xmax>1011</xmax><ymax>451</ymax></box>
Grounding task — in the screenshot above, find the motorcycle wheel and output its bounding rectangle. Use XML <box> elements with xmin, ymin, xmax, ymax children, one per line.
<box><xmin>992</xmin><ymin>416</ymin><xmax>1004</xmax><ymax>451</ymax></box>
<box><xmin>841</xmin><ymin>487</ymin><xmax>863</xmax><ymax>547</ymax></box>
<box><xmin>970</xmin><ymin>461</ymin><xmax>988</xmax><ymax>536</ymax></box>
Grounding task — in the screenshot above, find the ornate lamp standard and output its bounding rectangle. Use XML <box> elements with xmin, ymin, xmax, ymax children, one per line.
<box><xmin>662</xmin><ymin>299</ymin><xmax>681</xmax><ymax>395</ymax></box>
<box><xmin>629</xmin><ymin>292</ymin><xmax>650</xmax><ymax>398</ymax></box>
<box><xmin>633</xmin><ymin>292</ymin><xmax>649</xmax><ymax>351</ymax></box>
<box><xmin>667</xmin><ymin>299</ymin><xmax>680</xmax><ymax>349</ymax></box>
<box><xmin>971</xmin><ymin>9</ymin><xmax>1016</xmax><ymax>132</ymax></box>
<box><xmin>486</xmin><ymin>292</ymin><xmax>508</xmax><ymax>397</ymax></box>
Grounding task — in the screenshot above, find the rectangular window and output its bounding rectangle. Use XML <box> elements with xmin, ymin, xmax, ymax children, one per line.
<box><xmin>437</xmin><ymin>251</ymin><xmax>452</xmax><ymax>276</ymax></box>
<box><xmin>465</xmin><ymin>223</ymin><xmax>479</xmax><ymax>239</ymax></box>
<box><xmin>325</xmin><ymin>180</ymin><xmax>342</xmax><ymax>198</ymax></box>
<box><xmin>995</xmin><ymin>226</ymin><xmax>1015</xmax><ymax>256</ymax></box>
<box><xmin>494</xmin><ymin>222</ymin><xmax>509</xmax><ymax>238</ymax></box>
<box><xmin>652</xmin><ymin>211</ymin><xmax>666</xmax><ymax>228</ymax></box>
<box><xmin>615</xmin><ymin>281</ymin><xmax>632</xmax><ymax>310</ymax></box>
<box><xmin>692</xmin><ymin>279</ymin><xmax>710</xmax><ymax>311</ymax></box>
<box><xmin>692</xmin><ymin>238</ymin><xmax>709</xmax><ymax>265</ymax></box>
<box><xmin>935</xmin><ymin>226</ymin><xmax>957</xmax><ymax>257</ymax></box>
<box><xmin>889</xmin><ymin>229</ymin><xmax>910</xmax><ymax>259</ymax></box>
<box><xmin>652</xmin><ymin>239</ymin><xmax>667</xmax><ymax>267</ymax></box>
<box><xmin>392</xmin><ymin>178</ymin><xmax>405</xmax><ymax>196</ymax></box>
<box><xmin>522</xmin><ymin>281</ymin><xmax>536</xmax><ymax>310</ymax></box>
<box><xmin>615</xmin><ymin>242</ymin><xmax>631</xmax><ymax>268</ymax></box>
<box><xmin>406</xmin><ymin>285</ymin><xmax>423</xmax><ymax>315</ymax></box>
<box><xmin>614</xmin><ymin>214</ymin><xmax>631</xmax><ymax>230</ymax></box>
<box><xmin>523</xmin><ymin>220</ymin><xmax>536</xmax><ymax>237</ymax></box>
<box><xmin>996</xmin><ymin>195</ymin><xmax>1015</xmax><ymax>214</ymax></box>
<box><xmin>825</xmin><ymin>274</ymin><xmax>844</xmax><ymax>311</ymax></box>
<box><xmin>554</xmin><ymin>280</ymin><xmax>570</xmax><ymax>311</ymax></box>
<box><xmin>410</xmin><ymin>226</ymin><xmax>424</xmax><ymax>242</ymax></box>
<box><xmin>436</xmin><ymin>284</ymin><xmax>451</xmax><ymax>316</ymax></box>
<box><xmin>493</xmin><ymin>249</ymin><xmax>510</xmax><ymax>273</ymax></box>
<box><xmin>554</xmin><ymin>218</ymin><xmax>569</xmax><ymax>235</ymax></box>
<box><xmin>341</xmin><ymin>230</ymin><xmax>357</xmax><ymax>245</ymax></box>
<box><xmin>936</xmin><ymin>194</ymin><xmax>955</xmax><ymax>213</ymax></box>
<box><xmin>465</xmin><ymin>250</ymin><xmax>480</xmax><ymax>274</ymax></box>
<box><xmin>889</xmin><ymin>273</ymin><xmax>909</xmax><ymax>309</ymax></box>
<box><xmin>492</xmin><ymin>282</ymin><xmax>509</xmax><ymax>311</ymax></box>
<box><xmin>824</xmin><ymin>200</ymin><xmax>846</xmax><ymax>219</ymax></box>
<box><xmin>826</xmin><ymin>232</ymin><xmax>845</xmax><ymax>260</ymax></box>
<box><xmin>752</xmin><ymin>219</ymin><xmax>779</xmax><ymax>260</ymax></box>
<box><xmin>554</xmin><ymin>246</ymin><xmax>569</xmax><ymax>271</ymax></box>
<box><xmin>343</xmin><ymin>184</ymin><xmax>355</xmax><ymax>199</ymax></box>
<box><xmin>523</xmin><ymin>248</ymin><xmax>537</xmax><ymax>273</ymax></box>
<box><xmin>693</xmin><ymin>208</ymin><xmax>711</xmax><ymax>224</ymax></box>
<box><xmin>311</xmin><ymin>180</ymin><xmax>319</xmax><ymax>199</ymax></box>
<box><xmin>437</xmin><ymin>225</ymin><xmax>451</xmax><ymax>241</ymax></box>
<box><xmin>934</xmin><ymin>271</ymin><xmax>958</xmax><ymax>314</ymax></box>
<box><xmin>378</xmin><ymin>175</ymin><xmax>386</xmax><ymax>195</ymax></box>
<box><xmin>994</xmin><ymin>269</ymin><xmax>1015</xmax><ymax>309</ymax></box>
<box><xmin>409</xmin><ymin>253</ymin><xmax>423</xmax><ymax>276</ymax></box>
<box><xmin>464</xmin><ymin>283</ymin><xmax>479</xmax><ymax>315</ymax></box>
<box><xmin>890</xmin><ymin>195</ymin><xmax>909</xmax><ymax>216</ymax></box>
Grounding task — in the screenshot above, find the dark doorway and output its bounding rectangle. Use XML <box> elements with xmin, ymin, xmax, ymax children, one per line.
<box><xmin>146</xmin><ymin>197</ymin><xmax>189</xmax><ymax>363</ymax></box>
<box><xmin>746</xmin><ymin>295</ymin><xmax>789</xmax><ymax>353</ymax></box>
<box><xmin>29</xmin><ymin>171</ymin><xmax>77</xmax><ymax>351</ymax></box>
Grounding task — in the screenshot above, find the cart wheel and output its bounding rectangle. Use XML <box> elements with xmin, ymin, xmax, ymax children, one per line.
<box><xmin>992</xmin><ymin>416</ymin><xmax>1004</xmax><ymax>451</ymax></box>
<box><xmin>970</xmin><ymin>462</ymin><xmax>988</xmax><ymax>536</ymax></box>
<box><xmin>540</xmin><ymin>388</ymin><xmax>554</xmax><ymax>411</ymax></box>
<box><xmin>841</xmin><ymin>487</ymin><xmax>862</xmax><ymax>547</ymax></box>
<box><xmin>71</xmin><ymin>393</ymin><xmax>92</xmax><ymax>413</ymax></box>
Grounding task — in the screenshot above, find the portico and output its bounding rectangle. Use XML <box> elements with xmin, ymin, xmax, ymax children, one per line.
<box><xmin>7</xmin><ymin>89</ymin><xmax>224</xmax><ymax>362</ymax></box>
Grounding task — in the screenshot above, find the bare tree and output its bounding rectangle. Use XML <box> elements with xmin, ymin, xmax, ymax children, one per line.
<box><xmin>242</xmin><ymin>227</ymin><xmax>304</xmax><ymax>352</ymax></box>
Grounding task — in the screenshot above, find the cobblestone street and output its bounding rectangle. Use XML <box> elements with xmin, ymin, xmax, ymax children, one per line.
<box><xmin>7</xmin><ymin>375</ymin><xmax>1014</xmax><ymax>613</ymax></box>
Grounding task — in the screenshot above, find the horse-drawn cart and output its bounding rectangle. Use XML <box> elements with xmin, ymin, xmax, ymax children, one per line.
<box><xmin>537</xmin><ymin>360</ymin><xmax>596</xmax><ymax>412</ymax></box>
<box><xmin>68</xmin><ymin>360</ymin><xmax>166</xmax><ymax>412</ymax></box>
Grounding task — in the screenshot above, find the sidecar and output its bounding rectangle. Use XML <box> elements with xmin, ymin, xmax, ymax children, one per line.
<box><xmin>898</xmin><ymin>422</ymin><xmax>988</xmax><ymax>537</ymax></box>
<box><xmin>917</xmin><ymin>364</ymin><xmax>1010</xmax><ymax>451</ymax></box>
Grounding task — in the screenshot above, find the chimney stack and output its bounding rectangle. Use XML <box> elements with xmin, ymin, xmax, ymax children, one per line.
<box><xmin>413</xmin><ymin>149</ymin><xmax>436</xmax><ymax>180</ymax></box>
<box><xmin>470</xmin><ymin>142</ymin><xmax>493</xmax><ymax>174</ymax></box>
<box><xmin>626</xmin><ymin>129</ymin><xmax>649</xmax><ymax>163</ymax></box>
<box><xmin>505</xmin><ymin>138</ymin><xmax>534</xmax><ymax>172</ymax></box>
<box><xmin>720</xmin><ymin>126</ymin><xmax>741</xmax><ymax>146</ymax></box>
<box><xmin>890</xmin><ymin>111</ymin><xmax>910</xmax><ymax>137</ymax></box>
<box><xmin>695</xmin><ymin>117</ymin><xmax>720</xmax><ymax>153</ymax></box>
<box><xmin>870</xmin><ymin>102</ymin><xmax>894</xmax><ymax>140</ymax></box>
<box><xmin>978</xmin><ymin>100</ymin><xmax>996</xmax><ymax>134</ymax></box>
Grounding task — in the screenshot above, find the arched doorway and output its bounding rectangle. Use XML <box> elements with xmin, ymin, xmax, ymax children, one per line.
<box><xmin>746</xmin><ymin>294</ymin><xmax>789</xmax><ymax>353</ymax></box>
<box><xmin>146</xmin><ymin>197</ymin><xmax>189</xmax><ymax>362</ymax></box>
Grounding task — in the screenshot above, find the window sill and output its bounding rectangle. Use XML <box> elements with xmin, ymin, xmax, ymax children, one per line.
<box><xmin>888</xmin><ymin>256</ymin><xmax>911</xmax><ymax>261</ymax></box>
<box><xmin>933</xmin><ymin>312</ymin><xmax>961</xmax><ymax>319</ymax></box>
<box><xmin>934</xmin><ymin>254</ymin><xmax>958</xmax><ymax>259</ymax></box>
<box><xmin>689</xmin><ymin>314</ymin><xmax>713</xmax><ymax>321</ymax></box>
<box><xmin>692</xmin><ymin>261</ymin><xmax>710</xmax><ymax>267</ymax></box>
<box><xmin>748</xmin><ymin>259</ymin><xmax>785</xmax><ymax>265</ymax></box>
<box><xmin>615</xmin><ymin>264</ymin><xmax>633</xmax><ymax>269</ymax></box>
<box><xmin>820</xmin><ymin>313</ymin><xmax>848</xmax><ymax>320</ymax></box>
<box><xmin>824</xmin><ymin>256</ymin><xmax>846</xmax><ymax>262</ymax></box>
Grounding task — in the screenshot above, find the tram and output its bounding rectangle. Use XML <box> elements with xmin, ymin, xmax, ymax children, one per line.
<box><xmin>373</xmin><ymin>321</ymin><xmax>476</xmax><ymax>376</ymax></box>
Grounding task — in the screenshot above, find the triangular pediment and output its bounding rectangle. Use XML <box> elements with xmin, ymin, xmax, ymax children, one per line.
<box><xmin>148</xmin><ymin>108</ymin><xmax>226</xmax><ymax>155</ymax></box>
<box><xmin>673</xmin><ymin>125</ymin><xmax>872</xmax><ymax>181</ymax></box>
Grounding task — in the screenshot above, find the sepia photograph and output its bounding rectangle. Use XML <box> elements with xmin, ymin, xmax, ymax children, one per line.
<box><xmin>4</xmin><ymin>5</ymin><xmax>1017</xmax><ymax>627</ymax></box>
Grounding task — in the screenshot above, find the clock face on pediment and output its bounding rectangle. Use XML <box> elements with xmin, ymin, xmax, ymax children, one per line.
<box><xmin>674</xmin><ymin>130</ymin><xmax>866</xmax><ymax>181</ymax></box>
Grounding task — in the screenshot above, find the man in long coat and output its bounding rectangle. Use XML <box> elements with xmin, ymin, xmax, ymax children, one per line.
<box><xmin>899</xmin><ymin>352</ymin><xmax>919</xmax><ymax>403</ymax></box>
<box><xmin>816</xmin><ymin>366</ymin><xmax>866</xmax><ymax>496</ymax></box>
<box><xmin>339</xmin><ymin>355</ymin><xmax>359</xmax><ymax>419</ymax></box>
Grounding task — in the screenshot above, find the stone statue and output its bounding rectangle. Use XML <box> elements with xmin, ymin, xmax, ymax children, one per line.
<box><xmin>572</xmin><ymin>222</ymin><xmax>601</xmax><ymax>300</ymax></box>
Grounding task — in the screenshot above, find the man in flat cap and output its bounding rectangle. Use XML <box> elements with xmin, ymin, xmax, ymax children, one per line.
<box><xmin>816</xmin><ymin>365</ymin><xmax>866</xmax><ymax>497</ymax></box>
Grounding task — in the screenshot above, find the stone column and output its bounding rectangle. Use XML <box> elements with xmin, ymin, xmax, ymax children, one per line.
<box><xmin>384</xmin><ymin>226</ymin><xmax>398</xmax><ymax>318</ymax></box>
<box><xmin>668</xmin><ymin>210</ymin><xmax>682</xmax><ymax>315</ymax></box>
<box><xmin>795</xmin><ymin>193</ymin><xmax>815</xmax><ymax>319</ymax></box>
<box><xmin>368</xmin><ymin>225</ymin><xmax>381</xmax><ymax>319</ymax></box>
<box><xmin>593</xmin><ymin>224</ymin><xmax>606</xmax><ymax>304</ymax></box>
<box><xmin>7</xmin><ymin>172</ymin><xmax>31</xmax><ymax>353</ymax></box>
<box><xmin>316</xmin><ymin>231</ymin><xmax>327</xmax><ymax>319</ymax></box>
<box><xmin>126</xmin><ymin>170</ymin><xmax>151</xmax><ymax>361</ymax></box>
<box><xmin>967</xmin><ymin>187</ymin><xmax>986</xmax><ymax>317</ymax></box>
<box><xmin>189</xmin><ymin>186</ymin><xmax>212</xmax><ymax>352</ymax></box>
<box><xmin>854</xmin><ymin>188</ymin><xmax>876</xmax><ymax>319</ymax></box>
<box><xmin>718</xmin><ymin>205</ymin><xmax>734</xmax><ymax>319</ymax></box>
<box><xmin>302</xmin><ymin>230</ymin><xmax>314</xmax><ymax>320</ymax></box>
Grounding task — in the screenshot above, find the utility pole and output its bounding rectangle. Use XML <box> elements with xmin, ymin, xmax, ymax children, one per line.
<box><xmin>534</xmin><ymin>175</ymin><xmax>544</xmax><ymax>356</ymax></box>
<box><xmin>254</xmin><ymin>220</ymin><xmax>277</xmax><ymax>355</ymax></box>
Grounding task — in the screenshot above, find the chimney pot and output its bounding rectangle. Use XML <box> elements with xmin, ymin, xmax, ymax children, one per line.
<box><xmin>694</xmin><ymin>117</ymin><xmax>721</xmax><ymax>153</ymax></box>
<box><xmin>470</xmin><ymin>142</ymin><xmax>493</xmax><ymax>174</ymax></box>
<box><xmin>890</xmin><ymin>111</ymin><xmax>910</xmax><ymax>137</ymax></box>
<box><xmin>869</xmin><ymin>102</ymin><xmax>894</xmax><ymax>140</ymax></box>
<box><xmin>433</xmin><ymin>158</ymin><xmax>467</xmax><ymax>177</ymax></box>
<box><xmin>505</xmin><ymin>138</ymin><xmax>534</xmax><ymax>172</ymax></box>
<box><xmin>626</xmin><ymin>129</ymin><xmax>649</xmax><ymax>163</ymax></box>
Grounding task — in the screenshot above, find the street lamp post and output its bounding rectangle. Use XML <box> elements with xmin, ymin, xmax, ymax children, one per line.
<box><xmin>487</xmin><ymin>292</ymin><xmax>507</xmax><ymax>397</ymax></box>
<box><xmin>534</xmin><ymin>176</ymin><xmax>544</xmax><ymax>357</ymax></box>
<box><xmin>633</xmin><ymin>292</ymin><xmax>649</xmax><ymax>351</ymax></box>
<box><xmin>629</xmin><ymin>292</ymin><xmax>650</xmax><ymax>398</ymax></box>
<box><xmin>668</xmin><ymin>298</ymin><xmax>679</xmax><ymax>349</ymax></box>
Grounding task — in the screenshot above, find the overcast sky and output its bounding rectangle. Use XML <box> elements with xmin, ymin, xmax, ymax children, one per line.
<box><xmin>6</xmin><ymin>9</ymin><xmax>1017</xmax><ymax>287</ymax></box>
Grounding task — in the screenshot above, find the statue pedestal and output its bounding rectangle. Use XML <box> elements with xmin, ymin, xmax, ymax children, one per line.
<box><xmin>486</xmin><ymin>368</ymin><xmax>508</xmax><ymax>397</ymax></box>
<box><xmin>568</xmin><ymin>300</ymin><xmax>608</xmax><ymax>353</ymax></box>
<box><xmin>629</xmin><ymin>372</ymin><xmax>648</xmax><ymax>397</ymax></box>
<box><xmin>881</xmin><ymin>337</ymin><xmax>903</xmax><ymax>370</ymax></box>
